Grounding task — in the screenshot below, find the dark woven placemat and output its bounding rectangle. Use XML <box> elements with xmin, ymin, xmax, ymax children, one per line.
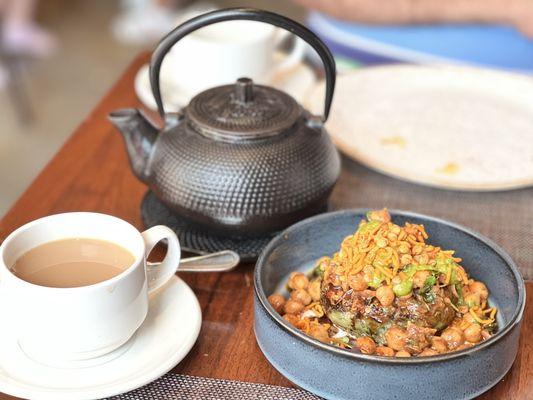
<box><xmin>332</xmin><ymin>158</ymin><xmax>533</xmax><ymax>280</ymax></box>
<box><xmin>109</xmin><ymin>374</ymin><xmax>320</xmax><ymax>400</ymax></box>
<box><xmin>140</xmin><ymin>191</ymin><xmax>274</xmax><ymax>262</ymax></box>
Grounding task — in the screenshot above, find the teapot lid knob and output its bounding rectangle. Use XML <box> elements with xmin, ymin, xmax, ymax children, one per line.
<box><xmin>186</xmin><ymin>77</ymin><xmax>301</xmax><ymax>141</ymax></box>
<box><xmin>235</xmin><ymin>77</ymin><xmax>254</xmax><ymax>104</ymax></box>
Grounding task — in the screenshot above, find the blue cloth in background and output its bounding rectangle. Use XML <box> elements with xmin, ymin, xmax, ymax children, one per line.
<box><xmin>307</xmin><ymin>12</ymin><xmax>533</xmax><ymax>72</ymax></box>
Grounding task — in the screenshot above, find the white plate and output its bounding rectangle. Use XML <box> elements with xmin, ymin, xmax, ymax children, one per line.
<box><xmin>307</xmin><ymin>65</ymin><xmax>533</xmax><ymax>191</ymax></box>
<box><xmin>0</xmin><ymin>275</ymin><xmax>201</xmax><ymax>400</ymax></box>
<box><xmin>134</xmin><ymin>52</ymin><xmax>317</xmax><ymax>112</ymax></box>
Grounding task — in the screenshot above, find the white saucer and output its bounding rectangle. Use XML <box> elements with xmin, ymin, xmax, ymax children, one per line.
<box><xmin>134</xmin><ymin>52</ymin><xmax>318</xmax><ymax>112</ymax></box>
<box><xmin>0</xmin><ymin>276</ymin><xmax>201</xmax><ymax>400</ymax></box>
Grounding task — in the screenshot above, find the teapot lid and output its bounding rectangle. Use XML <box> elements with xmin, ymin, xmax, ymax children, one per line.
<box><xmin>186</xmin><ymin>78</ymin><xmax>301</xmax><ymax>141</ymax></box>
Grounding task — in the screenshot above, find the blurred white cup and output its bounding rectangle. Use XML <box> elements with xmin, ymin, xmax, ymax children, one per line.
<box><xmin>159</xmin><ymin>20</ymin><xmax>306</xmax><ymax>96</ymax></box>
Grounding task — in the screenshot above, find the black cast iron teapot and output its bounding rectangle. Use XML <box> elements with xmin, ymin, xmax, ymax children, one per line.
<box><xmin>109</xmin><ymin>8</ymin><xmax>340</xmax><ymax>237</ymax></box>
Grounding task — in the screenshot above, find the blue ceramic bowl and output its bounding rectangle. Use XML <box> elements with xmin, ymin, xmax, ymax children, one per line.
<box><xmin>254</xmin><ymin>210</ymin><xmax>526</xmax><ymax>400</ymax></box>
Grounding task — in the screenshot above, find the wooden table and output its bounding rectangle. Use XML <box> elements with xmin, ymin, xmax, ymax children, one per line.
<box><xmin>0</xmin><ymin>54</ymin><xmax>531</xmax><ymax>399</ymax></box>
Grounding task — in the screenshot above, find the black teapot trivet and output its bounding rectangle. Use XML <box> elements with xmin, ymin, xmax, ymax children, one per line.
<box><xmin>141</xmin><ymin>191</ymin><xmax>274</xmax><ymax>262</ymax></box>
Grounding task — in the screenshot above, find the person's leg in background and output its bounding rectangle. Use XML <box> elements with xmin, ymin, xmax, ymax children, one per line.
<box><xmin>0</xmin><ymin>0</ymin><xmax>55</xmax><ymax>120</ymax></box>
<box><xmin>0</xmin><ymin>0</ymin><xmax>57</xmax><ymax>57</ymax></box>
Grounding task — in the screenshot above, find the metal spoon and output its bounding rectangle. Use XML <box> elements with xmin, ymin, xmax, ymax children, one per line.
<box><xmin>147</xmin><ymin>250</ymin><xmax>238</xmax><ymax>273</ymax></box>
<box><xmin>147</xmin><ymin>250</ymin><xmax>240</xmax><ymax>272</ymax></box>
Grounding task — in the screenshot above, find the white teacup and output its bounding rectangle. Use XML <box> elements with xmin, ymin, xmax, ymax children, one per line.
<box><xmin>0</xmin><ymin>212</ymin><xmax>180</xmax><ymax>365</ymax></box>
<box><xmin>160</xmin><ymin>20</ymin><xmax>306</xmax><ymax>96</ymax></box>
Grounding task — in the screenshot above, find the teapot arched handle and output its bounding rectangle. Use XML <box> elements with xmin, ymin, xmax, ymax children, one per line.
<box><xmin>149</xmin><ymin>7</ymin><xmax>336</xmax><ymax>122</ymax></box>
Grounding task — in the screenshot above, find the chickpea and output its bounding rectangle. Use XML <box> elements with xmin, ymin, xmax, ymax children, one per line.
<box><xmin>411</xmin><ymin>245</ymin><xmax>423</xmax><ymax>255</ymax></box>
<box><xmin>284</xmin><ymin>299</ymin><xmax>304</xmax><ymax>315</ymax></box>
<box><xmin>419</xmin><ymin>348</ymin><xmax>438</xmax><ymax>357</ymax></box>
<box><xmin>283</xmin><ymin>314</ymin><xmax>299</xmax><ymax>326</ymax></box>
<box><xmin>376</xmin><ymin>285</ymin><xmax>395</xmax><ymax>307</ymax></box>
<box><xmin>288</xmin><ymin>272</ymin><xmax>309</xmax><ymax>290</ymax></box>
<box><xmin>267</xmin><ymin>294</ymin><xmax>286</xmax><ymax>314</ymax></box>
<box><xmin>376</xmin><ymin>237</ymin><xmax>388</xmax><ymax>248</ymax></box>
<box><xmin>464</xmin><ymin>324</ymin><xmax>482</xmax><ymax>343</ymax></box>
<box><xmin>469</xmin><ymin>281</ymin><xmax>489</xmax><ymax>300</ymax></box>
<box><xmin>290</xmin><ymin>289</ymin><xmax>312</xmax><ymax>306</ymax></box>
<box><xmin>398</xmin><ymin>243</ymin><xmax>410</xmax><ymax>255</ymax></box>
<box><xmin>363</xmin><ymin>266</ymin><xmax>375</xmax><ymax>283</ymax></box>
<box><xmin>391</xmin><ymin>275</ymin><xmax>402</xmax><ymax>286</ymax></box>
<box><xmin>348</xmin><ymin>272</ymin><xmax>368</xmax><ymax>291</ymax></box>
<box><xmin>385</xmin><ymin>326</ymin><xmax>408</xmax><ymax>351</ymax></box>
<box><xmin>309</xmin><ymin>324</ymin><xmax>329</xmax><ymax>342</ymax></box>
<box><xmin>415</xmin><ymin>253</ymin><xmax>429</xmax><ymax>265</ymax></box>
<box><xmin>395</xmin><ymin>350</ymin><xmax>411</xmax><ymax>358</ymax></box>
<box><xmin>363</xmin><ymin>265</ymin><xmax>374</xmax><ymax>274</ymax></box>
<box><xmin>431</xmin><ymin>336</ymin><xmax>448</xmax><ymax>353</ymax></box>
<box><xmin>481</xmin><ymin>329</ymin><xmax>491</xmax><ymax>340</ymax></box>
<box><xmin>308</xmin><ymin>280</ymin><xmax>321</xmax><ymax>302</ymax></box>
<box><xmin>462</xmin><ymin>313</ymin><xmax>478</xmax><ymax>325</ymax></box>
<box><xmin>367</xmin><ymin>209</ymin><xmax>391</xmax><ymax>222</ymax></box>
<box><xmin>464</xmin><ymin>292</ymin><xmax>481</xmax><ymax>308</ymax></box>
<box><xmin>458</xmin><ymin>343</ymin><xmax>474</xmax><ymax>351</ymax></box>
<box><xmin>441</xmin><ymin>327</ymin><xmax>465</xmax><ymax>349</ymax></box>
<box><xmin>413</xmin><ymin>270</ymin><xmax>431</xmax><ymax>288</ymax></box>
<box><xmin>387</xmin><ymin>232</ymin><xmax>398</xmax><ymax>241</ymax></box>
<box><xmin>376</xmin><ymin>346</ymin><xmax>395</xmax><ymax>357</ymax></box>
<box><xmin>356</xmin><ymin>336</ymin><xmax>377</xmax><ymax>355</ymax></box>
<box><xmin>458</xmin><ymin>305</ymin><xmax>469</xmax><ymax>315</ymax></box>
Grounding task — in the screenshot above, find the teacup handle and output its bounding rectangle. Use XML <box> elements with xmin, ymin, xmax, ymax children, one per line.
<box><xmin>141</xmin><ymin>225</ymin><xmax>181</xmax><ymax>294</ymax></box>
<box><xmin>270</xmin><ymin>30</ymin><xmax>306</xmax><ymax>77</ymax></box>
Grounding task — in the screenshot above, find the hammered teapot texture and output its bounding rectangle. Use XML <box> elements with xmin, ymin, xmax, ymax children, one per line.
<box><xmin>109</xmin><ymin>8</ymin><xmax>340</xmax><ymax>237</ymax></box>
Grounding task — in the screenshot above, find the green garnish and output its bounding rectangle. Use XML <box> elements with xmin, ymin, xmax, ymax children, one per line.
<box><xmin>368</xmin><ymin>272</ymin><xmax>384</xmax><ymax>289</ymax></box>
<box><xmin>357</xmin><ymin>220</ymin><xmax>381</xmax><ymax>235</ymax></box>
<box><xmin>353</xmin><ymin>319</ymin><xmax>372</xmax><ymax>337</ymax></box>
<box><xmin>419</xmin><ymin>274</ymin><xmax>438</xmax><ymax>303</ymax></box>
<box><xmin>455</xmin><ymin>283</ymin><xmax>465</xmax><ymax>306</ymax></box>
<box><xmin>374</xmin><ymin>321</ymin><xmax>393</xmax><ymax>346</ymax></box>
<box><xmin>393</xmin><ymin>280</ymin><xmax>413</xmax><ymax>296</ymax></box>
<box><xmin>423</xmin><ymin>274</ymin><xmax>437</xmax><ymax>289</ymax></box>
<box><xmin>403</xmin><ymin>256</ymin><xmax>461</xmax><ymax>287</ymax></box>
<box><xmin>328</xmin><ymin>310</ymin><xmax>354</xmax><ymax>331</ymax></box>
<box><xmin>435</xmin><ymin>257</ymin><xmax>461</xmax><ymax>284</ymax></box>
<box><xmin>403</xmin><ymin>264</ymin><xmax>432</xmax><ymax>277</ymax></box>
<box><xmin>465</xmin><ymin>295</ymin><xmax>480</xmax><ymax>308</ymax></box>
<box><xmin>336</xmin><ymin>336</ymin><xmax>352</xmax><ymax>347</ymax></box>
<box><xmin>313</xmin><ymin>263</ymin><xmax>325</xmax><ymax>278</ymax></box>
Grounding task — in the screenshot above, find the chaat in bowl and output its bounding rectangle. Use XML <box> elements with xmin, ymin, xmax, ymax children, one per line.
<box><xmin>268</xmin><ymin>209</ymin><xmax>497</xmax><ymax>357</ymax></box>
<box><xmin>254</xmin><ymin>209</ymin><xmax>525</xmax><ymax>400</ymax></box>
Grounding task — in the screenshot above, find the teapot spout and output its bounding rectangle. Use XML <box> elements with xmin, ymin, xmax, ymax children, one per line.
<box><xmin>108</xmin><ymin>108</ymin><xmax>158</xmax><ymax>183</ymax></box>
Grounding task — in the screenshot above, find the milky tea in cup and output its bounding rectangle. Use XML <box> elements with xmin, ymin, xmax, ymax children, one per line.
<box><xmin>11</xmin><ymin>238</ymin><xmax>134</xmax><ymax>288</ymax></box>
